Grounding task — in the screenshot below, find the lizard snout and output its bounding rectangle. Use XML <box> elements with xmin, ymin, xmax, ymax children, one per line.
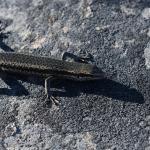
<box><xmin>91</xmin><ymin>66</ymin><xmax>106</xmax><ymax>79</ymax></box>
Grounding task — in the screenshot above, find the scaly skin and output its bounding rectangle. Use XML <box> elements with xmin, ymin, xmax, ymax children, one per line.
<box><xmin>0</xmin><ymin>52</ymin><xmax>106</xmax><ymax>80</ymax></box>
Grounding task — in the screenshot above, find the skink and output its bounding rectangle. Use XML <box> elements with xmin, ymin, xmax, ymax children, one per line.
<box><xmin>0</xmin><ymin>52</ymin><xmax>106</xmax><ymax>105</ymax></box>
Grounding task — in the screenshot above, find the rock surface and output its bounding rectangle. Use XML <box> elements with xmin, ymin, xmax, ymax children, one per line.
<box><xmin>0</xmin><ymin>0</ymin><xmax>150</xmax><ymax>149</ymax></box>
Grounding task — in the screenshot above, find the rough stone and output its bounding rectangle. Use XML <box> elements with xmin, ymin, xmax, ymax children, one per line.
<box><xmin>0</xmin><ymin>0</ymin><xmax>150</xmax><ymax>149</ymax></box>
<box><xmin>142</xmin><ymin>8</ymin><xmax>150</xmax><ymax>19</ymax></box>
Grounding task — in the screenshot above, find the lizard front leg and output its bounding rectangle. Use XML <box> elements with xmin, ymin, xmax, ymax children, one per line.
<box><xmin>62</xmin><ymin>52</ymin><xmax>94</xmax><ymax>64</ymax></box>
<box><xmin>45</xmin><ymin>76</ymin><xmax>59</xmax><ymax>106</ymax></box>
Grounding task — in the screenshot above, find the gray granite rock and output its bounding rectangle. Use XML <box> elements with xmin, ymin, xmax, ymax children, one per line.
<box><xmin>0</xmin><ymin>0</ymin><xmax>150</xmax><ymax>149</ymax></box>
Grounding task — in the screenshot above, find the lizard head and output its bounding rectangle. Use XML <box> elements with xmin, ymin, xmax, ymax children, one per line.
<box><xmin>90</xmin><ymin>66</ymin><xmax>106</xmax><ymax>80</ymax></box>
<box><xmin>75</xmin><ymin>65</ymin><xmax>106</xmax><ymax>81</ymax></box>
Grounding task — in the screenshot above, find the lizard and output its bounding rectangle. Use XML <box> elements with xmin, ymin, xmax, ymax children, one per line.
<box><xmin>0</xmin><ymin>52</ymin><xmax>106</xmax><ymax>105</ymax></box>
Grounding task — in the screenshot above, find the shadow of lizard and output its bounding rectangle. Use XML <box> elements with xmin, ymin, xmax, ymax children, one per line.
<box><xmin>0</xmin><ymin>72</ymin><xmax>143</xmax><ymax>104</ymax></box>
<box><xmin>50</xmin><ymin>78</ymin><xmax>144</xmax><ymax>104</ymax></box>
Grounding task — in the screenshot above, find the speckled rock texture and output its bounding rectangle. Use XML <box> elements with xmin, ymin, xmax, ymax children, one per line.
<box><xmin>0</xmin><ymin>0</ymin><xmax>150</xmax><ymax>149</ymax></box>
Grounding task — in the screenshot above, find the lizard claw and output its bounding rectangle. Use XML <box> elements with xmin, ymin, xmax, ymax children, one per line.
<box><xmin>50</xmin><ymin>96</ymin><xmax>60</xmax><ymax>106</ymax></box>
<box><xmin>44</xmin><ymin>94</ymin><xmax>59</xmax><ymax>108</ymax></box>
